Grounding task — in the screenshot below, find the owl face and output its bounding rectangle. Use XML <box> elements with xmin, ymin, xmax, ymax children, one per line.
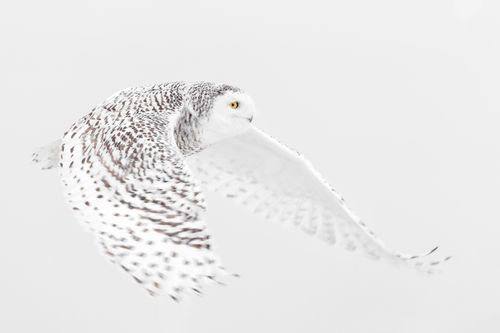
<box><xmin>199</xmin><ymin>91</ymin><xmax>256</xmax><ymax>145</ymax></box>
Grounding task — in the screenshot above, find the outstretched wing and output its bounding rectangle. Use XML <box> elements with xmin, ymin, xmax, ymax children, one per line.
<box><xmin>59</xmin><ymin>106</ymin><xmax>228</xmax><ymax>299</ymax></box>
<box><xmin>187</xmin><ymin>126</ymin><xmax>450</xmax><ymax>273</ymax></box>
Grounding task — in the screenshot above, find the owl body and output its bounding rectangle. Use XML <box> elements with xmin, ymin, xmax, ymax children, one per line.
<box><xmin>33</xmin><ymin>82</ymin><xmax>449</xmax><ymax>299</ymax></box>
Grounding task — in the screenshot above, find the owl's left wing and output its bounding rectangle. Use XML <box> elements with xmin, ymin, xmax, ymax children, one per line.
<box><xmin>59</xmin><ymin>109</ymin><xmax>230</xmax><ymax>299</ymax></box>
<box><xmin>186</xmin><ymin>125</ymin><xmax>450</xmax><ymax>273</ymax></box>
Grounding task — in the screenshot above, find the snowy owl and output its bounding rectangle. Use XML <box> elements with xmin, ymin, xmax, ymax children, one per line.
<box><xmin>32</xmin><ymin>82</ymin><xmax>450</xmax><ymax>300</ymax></box>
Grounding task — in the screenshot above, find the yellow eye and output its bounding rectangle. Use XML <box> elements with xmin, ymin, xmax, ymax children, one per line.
<box><xmin>229</xmin><ymin>101</ymin><xmax>239</xmax><ymax>109</ymax></box>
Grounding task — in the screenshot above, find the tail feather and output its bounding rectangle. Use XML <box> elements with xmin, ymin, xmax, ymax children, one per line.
<box><xmin>32</xmin><ymin>139</ymin><xmax>61</xmax><ymax>170</ymax></box>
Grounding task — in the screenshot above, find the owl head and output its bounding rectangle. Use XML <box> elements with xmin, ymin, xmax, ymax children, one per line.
<box><xmin>186</xmin><ymin>82</ymin><xmax>256</xmax><ymax>146</ymax></box>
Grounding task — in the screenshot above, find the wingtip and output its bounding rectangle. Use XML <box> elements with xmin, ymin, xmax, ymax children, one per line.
<box><xmin>427</xmin><ymin>246</ymin><xmax>439</xmax><ymax>256</ymax></box>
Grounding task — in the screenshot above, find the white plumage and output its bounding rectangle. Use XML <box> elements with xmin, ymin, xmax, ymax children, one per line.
<box><xmin>33</xmin><ymin>81</ymin><xmax>450</xmax><ymax>300</ymax></box>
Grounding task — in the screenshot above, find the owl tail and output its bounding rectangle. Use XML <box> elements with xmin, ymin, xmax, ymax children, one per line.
<box><xmin>32</xmin><ymin>139</ymin><xmax>61</xmax><ymax>170</ymax></box>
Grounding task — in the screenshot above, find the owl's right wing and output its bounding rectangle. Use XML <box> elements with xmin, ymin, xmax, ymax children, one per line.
<box><xmin>187</xmin><ymin>125</ymin><xmax>450</xmax><ymax>273</ymax></box>
<box><xmin>59</xmin><ymin>108</ymin><xmax>229</xmax><ymax>299</ymax></box>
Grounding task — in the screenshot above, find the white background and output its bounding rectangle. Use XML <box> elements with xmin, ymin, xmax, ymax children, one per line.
<box><xmin>1</xmin><ymin>0</ymin><xmax>499</xmax><ymax>332</ymax></box>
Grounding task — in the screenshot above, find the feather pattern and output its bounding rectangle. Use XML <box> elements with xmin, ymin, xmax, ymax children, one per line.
<box><xmin>58</xmin><ymin>83</ymin><xmax>232</xmax><ymax>298</ymax></box>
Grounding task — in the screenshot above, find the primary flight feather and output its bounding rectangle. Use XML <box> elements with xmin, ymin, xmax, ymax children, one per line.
<box><xmin>32</xmin><ymin>81</ymin><xmax>450</xmax><ymax>300</ymax></box>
